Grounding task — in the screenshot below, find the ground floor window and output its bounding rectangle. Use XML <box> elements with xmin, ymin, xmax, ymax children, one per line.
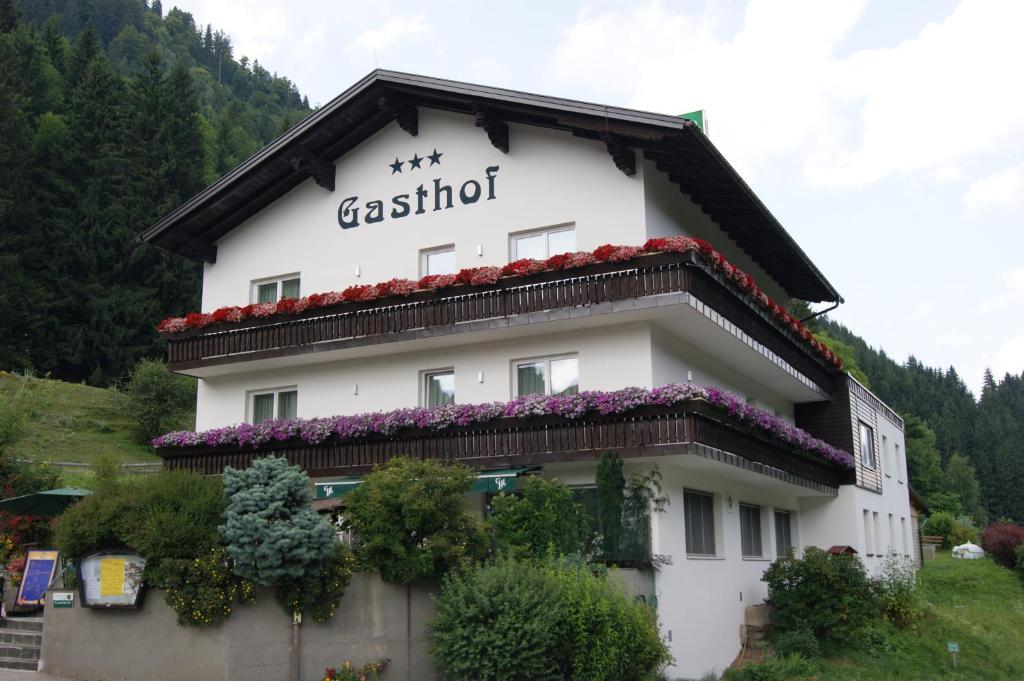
<box><xmin>684</xmin><ymin>489</ymin><xmax>715</xmax><ymax>556</ymax></box>
<box><xmin>250</xmin><ymin>388</ymin><xmax>297</xmax><ymax>423</ymax></box>
<box><xmin>740</xmin><ymin>503</ymin><xmax>763</xmax><ymax>558</ymax></box>
<box><xmin>774</xmin><ymin>509</ymin><xmax>793</xmax><ymax>557</ymax></box>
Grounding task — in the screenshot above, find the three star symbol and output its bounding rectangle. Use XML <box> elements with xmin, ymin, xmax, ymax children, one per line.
<box><xmin>388</xmin><ymin>149</ymin><xmax>443</xmax><ymax>173</ymax></box>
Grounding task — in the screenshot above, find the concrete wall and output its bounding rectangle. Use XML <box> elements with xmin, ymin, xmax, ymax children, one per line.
<box><xmin>41</xmin><ymin>574</ymin><xmax>439</xmax><ymax>681</ymax></box>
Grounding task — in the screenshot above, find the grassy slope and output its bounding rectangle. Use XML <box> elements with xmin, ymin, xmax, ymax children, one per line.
<box><xmin>819</xmin><ymin>553</ymin><xmax>1024</xmax><ymax>680</ymax></box>
<box><xmin>1</xmin><ymin>372</ymin><xmax>159</xmax><ymax>487</ymax></box>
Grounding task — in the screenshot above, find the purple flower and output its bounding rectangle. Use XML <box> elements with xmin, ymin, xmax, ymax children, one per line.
<box><xmin>152</xmin><ymin>382</ymin><xmax>855</xmax><ymax>469</ymax></box>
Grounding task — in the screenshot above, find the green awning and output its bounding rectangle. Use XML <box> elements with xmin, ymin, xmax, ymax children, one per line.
<box><xmin>314</xmin><ymin>478</ymin><xmax>363</xmax><ymax>500</ymax></box>
<box><xmin>314</xmin><ymin>467</ymin><xmax>539</xmax><ymax>499</ymax></box>
<box><xmin>472</xmin><ymin>467</ymin><xmax>540</xmax><ymax>493</ymax></box>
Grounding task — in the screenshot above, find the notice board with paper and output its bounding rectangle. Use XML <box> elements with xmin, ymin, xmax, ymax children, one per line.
<box><xmin>77</xmin><ymin>552</ymin><xmax>146</xmax><ymax>609</ymax></box>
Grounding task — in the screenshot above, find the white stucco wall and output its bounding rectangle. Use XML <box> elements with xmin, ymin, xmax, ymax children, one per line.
<box><xmin>195</xmin><ymin>324</ymin><xmax>654</xmax><ymax>430</ymax></box>
<box><xmin>650</xmin><ymin>325</ymin><xmax>796</xmax><ymax>420</ymax></box>
<box><xmin>201</xmin><ymin>109</ymin><xmax>647</xmax><ymax>311</ymax></box>
<box><xmin>641</xmin><ymin>158</ymin><xmax>789</xmax><ymax>303</ymax></box>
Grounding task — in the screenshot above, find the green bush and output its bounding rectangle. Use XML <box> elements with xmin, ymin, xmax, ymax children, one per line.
<box><xmin>874</xmin><ymin>554</ymin><xmax>921</xmax><ymax>628</ymax></box>
<box><xmin>721</xmin><ymin>654</ymin><xmax>817</xmax><ymax>681</ymax></box>
<box><xmin>150</xmin><ymin>546</ymin><xmax>256</xmax><ymax>627</ymax></box>
<box><xmin>346</xmin><ymin>457</ymin><xmax>486</xmax><ymax>583</ymax></box>
<box><xmin>769</xmin><ymin>627</ymin><xmax>819</xmax><ymax>659</ymax></box>
<box><xmin>948</xmin><ymin>516</ymin><xmax>979</xmax><ymax>547</ymax></box>
<box><xmin>1015</xmin><ymin>543</ymin><xmax>1024</xmax><ymax>573</ymax></box>
<box><xmin>123</xmin><ymin>358</ymin><xmax>196</xmax><ymax>443</ymax></box>
<box><xmin>762</xmin><ymin>547</ymin><xmax>878</xmax><ymax>645</ymax></box>
<box><xmin>489</xmin><ymin>477</ymin><xmax>591</xmax><ymax>559</ymax></box>
<box><xmin>921</xmin><ymin>511</ymin><xmax>979</xmax><ymax>548</ymax></box>
<box><xmin>55</xmin><ymin>469</ymin><xmax>247</xmax><ymax>627</ymax></box>
<box><xmin>220</xmin><ymin>456</ymin><xmax>335</xmax><ymax>586</ymax></box>
<box><xmin>275</xmin><ymin>543</ymin><xmax>355</xmax><ymax>623</ymax></box>
<box><xmin>430</xmin><ymin>557</ymin><xmax>670</xmax><ymax>681</ymax></box>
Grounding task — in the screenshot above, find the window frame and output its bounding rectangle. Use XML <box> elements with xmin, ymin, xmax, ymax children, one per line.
<box><xmin>421</xmin><ymin>368</ymin><xmax>456</xmax><ymax>408</ymax></box>
<box><xmin>250</xmin><ymin>273</ymin><xmax>301</xmax><ymax>304</ymax></box>
<box><xmin>774</xmin><ymin>509</ymin><xmax>794</xmax><ymax>558</ymax></box>
<box><xmin>511</xmin><ymin>353</ymin><xmax>579</xmax><ymax>397</ymax></box>
<box><xmin>247</xmin><ymin>386</ymin><xmax>298</xmax><ymax>424</ymax></box>
<box><xmin>859</xmin><ymin>421</ymin><xmax>877</xmax><ymax>469</ymax></box>
<box><xmin>509</xmin><ymin>223</ymin><xmax>576</xmax><ymax>260</ymax></box>
<box><xmin>739</xmin><ymin>503</ymin><xmax>764</xmax><ymax>559</ymax></box>
<box><xmin>683</xmin><ymin>488</ymin><xmax>717</xmax><ymax>558</ymax></box>
<box><xmin>419</xmin><ymin>244</ymin><xmax>456</xmax><ymax>277</ymax></box>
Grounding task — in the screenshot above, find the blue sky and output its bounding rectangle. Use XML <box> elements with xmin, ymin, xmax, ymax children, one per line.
<box><xmin>172</xmin><ymin>0</ymin><xmax>1024</xmax><ymax>395</ymax></box>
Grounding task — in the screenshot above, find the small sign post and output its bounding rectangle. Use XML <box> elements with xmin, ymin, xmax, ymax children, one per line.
<box><xmin>52</xmin><ymin>591</ymin><xmax>74</xmax><ymax>608</ymax></box>
<box><xmin>947</xmin><ymin>641</ymin><xmax>959</xmax><ymax>671</ymax></box>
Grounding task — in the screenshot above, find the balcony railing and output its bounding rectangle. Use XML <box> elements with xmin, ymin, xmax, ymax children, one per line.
<box><xmin>157</xmin><ymin>402</ymin><xmax>852</xmax><ymax>494</ymax></box>
<box><xmin>164</xmin><ymin>252</ymin><xmax>839</xmax><ymax>391</ymax></box>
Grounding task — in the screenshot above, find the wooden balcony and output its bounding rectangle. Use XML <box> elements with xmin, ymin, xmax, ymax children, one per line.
<box><xmin>164</xmin><ymin>252</ymin><xmax>839</xmax><ymax>391</ymax></box>
<box><xmin>158</xmin><ymin>402</ymin><xmax>853</xmax><ymax>494</ymax></box>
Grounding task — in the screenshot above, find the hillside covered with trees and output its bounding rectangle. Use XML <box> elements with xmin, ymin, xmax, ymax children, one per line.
<box><xmin>813</xmin><ymin>317</ymin><xmax>1023</xmax><ymax>526</ymax></box>
<box><xmin>0</xmin><ymin>0</ymin><xmax>311</xmax><ymax>385</ymax></box>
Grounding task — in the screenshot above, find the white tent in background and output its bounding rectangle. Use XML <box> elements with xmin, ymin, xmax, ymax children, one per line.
<box><xmin>952</xmin><ymin>542</ymin><xmax>985</xmax><ymax>559</ymax></box>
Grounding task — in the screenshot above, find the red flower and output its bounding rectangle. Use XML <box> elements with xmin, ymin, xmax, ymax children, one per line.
<box><xmin>185</xmin><ymin>312</ymin><xmax>214</xmax><ymax>329</ymax></box>
<box><xmin>607</xmin><ymin>245</ymin><xmax>641</xmax><ymax>262</ymax></box>
<box><xmin>500</xmin><ymin>259</ymin><xmax>544</xmax><ymax>276</ymax></box>
<box><xmin>591</xmin><ymin>244</ymin><xmax>619</xmax><ymax>261</ymax></box>
<box><xmin>456</xmin><ymin>267</ymin><xmax>479</xmax><ymax>285</ymax></box>
<box><xmin>306</xmin><ymin>292</ymin><xmax>326</xmax><ymax>308</ymax></box>
<box><xmin>544</xmin><ymin>253</ymin><xmax>573</xmax><ymax>270</ymax></box>
<box><xmin>469</xmin><ymin>266</ymin><xmax>500</xmax><ymax>286</ymax></box>
<box><xmin>211</xmin><ymin>307</ymin><xmax>235</xmax><ymax>323</ymax></box>
<box><xmin>341</xmin><ymin>285</ymin><xmax>374</xmax><ymax>302</ymax></box>
<box><xmin>276</xmin><ymin>297</ymin><xmax>298</xmax><ymax>314</ymax></box>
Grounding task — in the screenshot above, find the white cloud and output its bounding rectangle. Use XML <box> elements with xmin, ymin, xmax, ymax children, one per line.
<box><xmin>547</xmin><ymin>0</ymin><xmax>1024</xmax><ymax>188</ymax></box>
<box><xmin>965</xmin><ymin>164</ymin><xmax>1024</xmax><ymax>207</ymax></box>
<box><xmin>979</xmin><ymin>268</ymin><xmax>1024</xmax><ymax>311</ymax></box>
<box><xmin>991</xmin><ymin>333</ymin><xmax>1024</xmax><ymax>379</ymax></box>
<box><xmin>353</xmin><ymin>16</ymin><xmax>431</xmax><ymax>52</ymax></box>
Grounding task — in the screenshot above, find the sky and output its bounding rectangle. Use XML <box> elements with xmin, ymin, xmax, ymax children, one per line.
<box><xmin>169</xmin><ymin>0</ymin><xmax>1023</xmax><ymax>396</ymax></box>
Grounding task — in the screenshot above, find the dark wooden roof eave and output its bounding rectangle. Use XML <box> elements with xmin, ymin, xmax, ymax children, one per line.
<box><xmin>140</xmin><ymin>69</ymin><xmax>841</xmax><ymax>303</ymax></box>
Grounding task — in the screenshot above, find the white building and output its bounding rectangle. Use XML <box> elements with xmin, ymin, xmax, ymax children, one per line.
<box><xmin>144</xmin><ymin>71</ymin><xmax>912</xmax><ymax>678</ymax></box>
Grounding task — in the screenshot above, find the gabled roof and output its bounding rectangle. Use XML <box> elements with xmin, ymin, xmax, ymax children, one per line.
<box><xmin>140</xmin><ymin>70</ymin><xmax>841</xmax><ymax>303</ymax></box>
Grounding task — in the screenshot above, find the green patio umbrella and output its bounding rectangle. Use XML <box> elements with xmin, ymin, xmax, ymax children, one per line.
<box><xmin>0</xmin><ymin>488</ymin><xmax>92</xmax><ymax>516</ymax></box>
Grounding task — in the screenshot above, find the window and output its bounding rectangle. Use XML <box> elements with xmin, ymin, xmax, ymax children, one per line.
<box><xmin>421</xmin><ymin>245</ymin><xmax>456</xmax><ymax>276</ymax></box>
<box><xmin>740</xmin><ymin>503</ymin><xmax>763</xmax><ymax>558</ymax></box>
<box><xmin>859</xmin><ymin>421</ymin><xmax>877</xmax><ymax>469</ymax></box>
<box><xmin>896</xmin><ymin>444</ymin><xmax>904</xmax><ymax>483</ymax></box>
<box><xmin>513</xmin><ymin>355</ymin><xmax>578</xmax><ymax>396</ymax></box>
<box><xmin>684</xmin><ymin>490</ymin><xmax>715</xmax><ymax>556</ymax></box>
<box><xmin>510</xmin><ymin>224</ymin><xmax>575</xmax><ymax>260</ymax></box>
<box><xmin>863</xmin><ymin>509</ymin><xmax>873</xmax><ymax>555</ymax></box>
<box><xmin>882</xmin><ymin>435</ymin><xmax>891</xmax><ymax>477</ymax></box>
<box><xmin>873</xmin><ymin>511</ymin><xmax>881</xmax><ymax>556</ymax></box>
<box><xmin>252</xmin><ymin>274</ymin><xmax>300</xmax><ymax>303</ymax></box>
<box><xmin>888</xmin><ymin>513</ymin><xmax>896</xmax><ymax>555</ymax></box>
<box><xmin>774</xmin><ymin>510</ymin><xmax>793</xmax><ymax>557</ymax></box>
<box><xmin>249</xmin><ymin>388</ymin><xmax>297</xmax><ymax>423</ymax></box>
<box><xmin>423</xmin><ymin>369</ymin><xmax>455</xmax><ymax>407</ymax></box>
<box><xmin>901</xmin><ymin>517</ymin><xmax>909</xmax><ymax>556</ymax></box>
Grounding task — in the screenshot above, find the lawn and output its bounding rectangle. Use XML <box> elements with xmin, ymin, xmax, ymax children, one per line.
<box><xmin>1</xmin><ymin>371</ymin><xmax>160</xmax><ymax>488</ymax></box>
<box><xmin>818</xmin><ymin>553</ymin><xmax>1024</xmax><ymax>680</ymax></box>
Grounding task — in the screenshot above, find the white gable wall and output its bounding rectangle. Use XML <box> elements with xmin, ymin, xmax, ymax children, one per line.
<box><xmin>641</xmin><ymin>157</ymin><xmax>789</xmax><ymax>303</ymax></box>
<box><xmin>202</xmin><ymin>109</ymin><xmax>647</xmax><ymax>311</ymax></box>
